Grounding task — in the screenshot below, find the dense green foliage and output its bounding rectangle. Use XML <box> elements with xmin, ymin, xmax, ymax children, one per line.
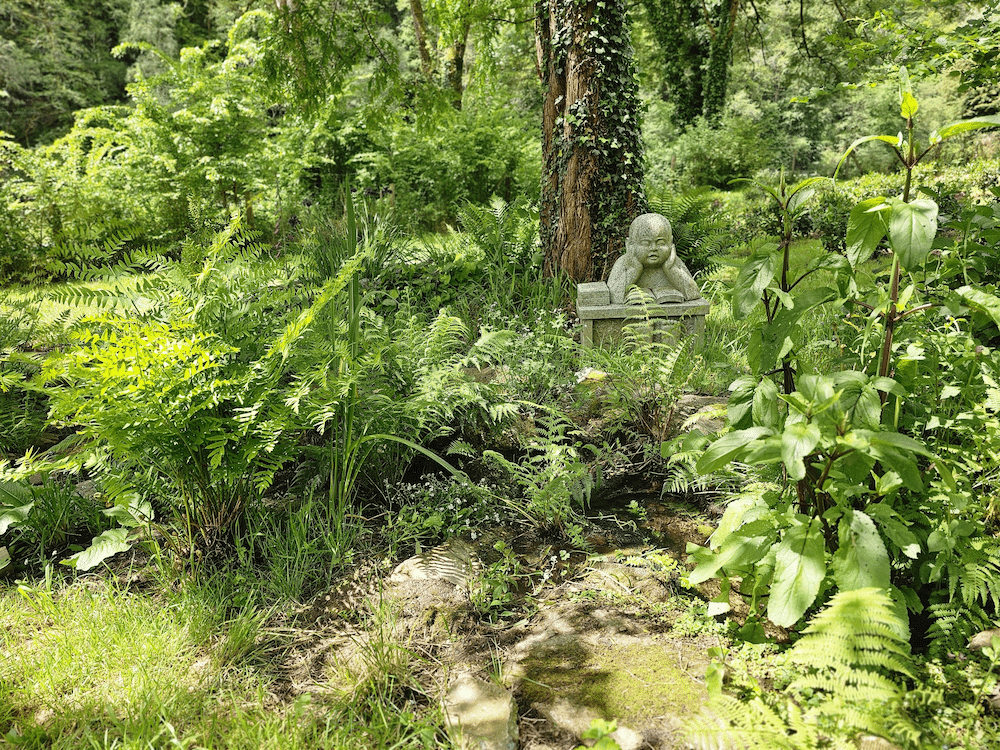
<box><xmin>2</xmin><ymin>3</ymin><xmax>1000</xmax><ymax>749</ymax></box>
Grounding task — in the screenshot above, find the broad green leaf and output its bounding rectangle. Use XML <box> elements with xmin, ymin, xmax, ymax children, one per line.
<box><xmin>689</xmin><ymin>531</ymin><xmax>773</xmax><ymax>584</ymax></box>
<box><xmin>787</xmin><ymin>178</ymin><xmax>828</xmax><ymax>214</ymax></box>
<box><xmin>752</xmin><ymin>377</ymin><xmax>779</xmax><ymax>429</ymax></box>
<box><xmin>900</xmin><ymin>91</ymin><xmax>919</xmax><ymax>119</ymax></box>
<box><xmin>898</xmin><ymin>66</ymin><xmax>912</xmax><ymax>99</ymax></box>
<box><xmin>707</xmin><ymin>577</ymin><xmax>732</xmax><ymax>617</ymax></box>
<box><xmin>0</xmin><ymin>502</ymin><xmax>34</xmax><ymax>535</ymax></box>
<box><xmin>955</xmin><ymin>285</ymin><xmax>1000</xmax><ymax>328</ymax></box>
<box><xmin>869</xmin><ymin>377</ymin><xmax>906</xmax><ymax>398</ymax></box>
<box><xmin>846</xmin><ymin>198</ymin><xmax>889</xmax><ymax>268</ymax></box>
<box><xmin>931</xmin><ymin>115</ymin><xmax>1000</xmax><ymax>143</ymax></box>
<box><xmin>834</xmin><ymin>136</ymin><xmax>902</xmax><ymax>179</ymax></box>
<box><xmin>697</xmin><ymin>427</ymin><xmax>772</xmax><ymax>474</ymax></box>
<box><xmin>0</xmin><ymin>481</ymin><xmax>33</xmax><ymax>505</ymax></box>
<box><xmin>832</xmin><ymin>510</ymin><xmax>890</xmax><ymax>591</ymax></box>
<box><xmin>727</xmin><ymin>376</ymin><xmax>756</xmax><ymax>430</ymax></box>
<box><xmin>102</xmin><ymin>497</ymin><xmax>154</xmax><ymax>528</ymax></box>
<box><xmin>781</xmin><ymin>422</ymin><xmax>822</xmax><ymax>481</ymax></box>
<box><xmin>888</xmin><ymin>198</ymin><xmax>938</xmax><ymax>271</ymax></box>
<box><xmin>733</xmin><ymin>252</ymin><xmax>776</xmax><ymax>319</ymax></box>
<box><xmin>803</xmin><ymin>253</ymin><xmax>850</xmax><ymax>275</ymax></box>
<box><xmin>868</xmin><ymin>504</ymin><xmax>921</xmax><ymax>559</ymax></box>
<box><xmin>709</xmin><ymin>494</ymin><xmax>769</xmax><ymax>550</ymax></box>
<box><xmin>62</xmin><ymin>528</ymin><xmax>132</xmax><ymax>571</ymax></box>
<box><xmin>868</xmin><ymin>430</ymin><xmax>933</xmax><ymax>457</ymax></box>
<box><xmin>935</xmin><ymin>459</ymin><xmax>957</xmax><ymax>492</ymax></box>
<box><xmin>767</xmin><ymin>516</ymin><xmax>826</xmax><ymax>628</ymax></box>
<box><xmin>757</xmin><ymin>305</ymin><xmax>802</xmax><ymax>375</ymax></box>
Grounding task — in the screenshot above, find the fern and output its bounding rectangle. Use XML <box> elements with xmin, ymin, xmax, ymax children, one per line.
<box><xmin>648</xmin><ymin>187</ymin><xmax>731</xmax><ymax>276</ymax></box>
<box><xmin>687</xmin><ymin>588</ymin><xmax>917</xmax><ymax>749</ymax></box>
<box><xmin>686</xmin><ymin>695</ymin><xmax>824</xmax><ymax>750</ymax></box>
<box><xmin>925</xmin><ymin>599</ymin><xmax>994</xmax><ymax>657</ymax></box>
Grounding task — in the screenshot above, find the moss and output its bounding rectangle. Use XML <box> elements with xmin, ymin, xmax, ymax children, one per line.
<box><xmin>519</xmin><ymin>636</ymin><xmax>707</xmax><ymax>725</ymax></box>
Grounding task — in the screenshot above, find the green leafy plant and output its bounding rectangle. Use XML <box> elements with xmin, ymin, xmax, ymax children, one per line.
<box><xmin>483</xmin><ymin>410</ymin><xmax>596</xmax><ymax>544</ymax></box>
<box><xmin>469</xmin><ymin>539</ymin><xmax>528</xmax><ymax>620</ymax></box>
<box><xmin>689</xmin><ymin>69</ymin><xmax>1000</xmax><ymax>631</ymax></box>
<box><xmin>575</xmin><ymin>718</ymin><xmax>622</xmax><ymax>750</ymax></box>
<box><xmin>686</xmin><ymin>588</ymin><xmax>917</xmax><ymax>749</ymax></box>
<box><xmin>0</xmin><ymin>479</ymin><xmax>111</xmax><ymax>570</ymax></box>
<box><xmin>729</xmin><ymin>173</ymin><xmax>845</xmax><ymax>392</ymax></box>
<box><xmin>837</xmin><ymin>67</ymin><xmax>1000</xmax><ymax>380</ymax></box>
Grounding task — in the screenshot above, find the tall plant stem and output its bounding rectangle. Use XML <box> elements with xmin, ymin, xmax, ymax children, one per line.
<box><xmin>878</xmin><ymin>118</ymin><xmax>914</xmax><ymax>383</ymax></box>
<box><xmin>779</xmin><ymin>196</ymin><xmax>796</xmax><ymax>395</ymax></box>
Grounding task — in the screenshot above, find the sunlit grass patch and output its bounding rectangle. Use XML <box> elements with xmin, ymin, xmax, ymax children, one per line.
<box><xmin>1</xmin><ymin>579</ymin><xmax>209</xmax><ymax>734</ymax></box>
<box><xmin>0</xmin><ymin>574</ymin><xmax>456</xmax><ymax>750</ymax></box>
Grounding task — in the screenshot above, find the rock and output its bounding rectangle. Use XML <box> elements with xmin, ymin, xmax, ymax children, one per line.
<box><xmin>75</xmin><ymin>480</ymin><xmax>98</xmax><ymax>498</ymax></box>
<box><xmin>969</xmin><ymin>628</ymin><xmax>1000</xmax><ymax>651</ymax></box>
<box><xmin>534</xmin><ymin>698</ymin><xmax>643</xmax><ymax>750</ymax></box>
<box><xmin>988</xmin><ymin>684</ymin><xmax>1000</xmax><ymax>712</ymax></box>
<box><xmin>857</xmin><ymin>736</ymin><xmax>902</xmax><ymax>750</ymax></box>
<box><xmin>390</xmin><ymin>538</ymin><xmax>480</xmax><ymax>588</ymax></box>
<box><xmin>0</xmin><ymin>546</ymin><xmax>11</xmax><ymax>576</ymax></box>
<box><xmin>507</xmin><ymin>603</ymin><xmax>709</xmax><ymax>749</ymax></box>
<box><xmin>443</xmin><ymin>672</ymin><xmax>519</xmax><ymax>750</ymax></box>
<box><xmin>670</xmin><ymin>395</ymin><xmax>727</xmax><ymax>437</ymax></box>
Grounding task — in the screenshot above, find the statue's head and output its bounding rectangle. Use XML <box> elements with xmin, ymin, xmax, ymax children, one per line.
<box><xmin>626</xmin><ymin>213</ymin><xmax>674</xmax><ymax>269</ymax></box>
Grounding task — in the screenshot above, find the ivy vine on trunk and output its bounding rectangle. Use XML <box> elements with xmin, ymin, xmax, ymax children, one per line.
<box><xmin>535</xmin><ymin>0</ymin><xmax>647</xmax><ymax>283</ymax></box>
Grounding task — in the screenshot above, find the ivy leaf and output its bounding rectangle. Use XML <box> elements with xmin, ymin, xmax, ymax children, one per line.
<box><xmin>846</xmin><ymin>198</ymin><xmax>889</xmax><ymax>268</ymax></box>
<box><xmin>768</xmin><ymin>516</ymin><xmax>826</xmax><ymax>628</ymax></box>
<box><xmin>888</xmin><ymin>198</ymin><xmax>938</xmax><ymax>271</ymax></box>
<box><xmin>62</xmin><ymin>528</ymin><xmax>132</xmax><ymax>571</ymax></box>
<box><xmin>832</xmin><ymin>510</ymin><xmax>890</xmax><ymax>591</ymax></box>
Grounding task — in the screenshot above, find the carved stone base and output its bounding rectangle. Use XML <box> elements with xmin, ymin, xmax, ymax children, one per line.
<box><xmin>577</xmin><ymin>282</ymin><xmax>709</xmax><ymax>348</ymax></box>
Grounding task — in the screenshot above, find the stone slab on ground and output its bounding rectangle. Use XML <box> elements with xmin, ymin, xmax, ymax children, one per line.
<box><xmin>506</xmin><ymin>602</ymin><xmax>712</xmax><ymax>749</ymax></box>
<box><xmin>443</xmin><ymin>671</ymin><xmax>519</xmax><ymax>750</ymax></box>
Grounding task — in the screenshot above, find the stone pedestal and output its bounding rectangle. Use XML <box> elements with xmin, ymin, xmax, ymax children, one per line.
<box><xmin>577</xmin><ymin>282</ymin><xmax>709</xmax><ymax>348</ymax></box>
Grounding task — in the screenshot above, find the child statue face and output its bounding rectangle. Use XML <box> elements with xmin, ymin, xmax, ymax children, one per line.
<box><xmin>629</xmin><ymin>222</ymin><xmax>674</xmax><ymax>268</ymax></box>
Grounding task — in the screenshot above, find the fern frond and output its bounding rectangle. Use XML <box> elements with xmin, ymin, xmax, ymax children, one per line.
<box><xmin>787</xmin><ymin>587</ymin><xmax>913</xmax><ymax>738</ymax></box>
<box><xmin>790</xmin><ymin>588</ymin><xmax>913</xmax><ymax>680</ymax></box>
<box><xmin>925</xmin><ymin>599</ymin><xmax>993</xmax><ymax>657</ymax></box>
<box><xmin>685</xmin><ymin>696</ymin><xmax>811</xmax><ymax>750</ymax></box>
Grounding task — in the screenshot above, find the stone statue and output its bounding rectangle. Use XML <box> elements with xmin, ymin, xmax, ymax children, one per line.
<box><xmin>607</xmin><ymin>213</ymin><xmax>701</xmax><ymax>305</ymax></box>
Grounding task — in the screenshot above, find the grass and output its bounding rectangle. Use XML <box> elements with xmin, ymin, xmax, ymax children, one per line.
<box><xmin>0</xmin><ymin>572</ymin><xmax>452</xmax><ymax>750</ymax></box>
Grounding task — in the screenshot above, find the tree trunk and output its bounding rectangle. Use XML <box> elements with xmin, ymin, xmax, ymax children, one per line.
<box><xmin>446</xmin><ymin>24</ymin><xmax>470</xmax><ymax>110</ymax></box>
<box><xmin>409</xmin><ymin>0</ymin><xmax>433</xmax><ymax>78</ymax></box>
<box><xmin>702</xmin><ymin>0</ymin><xmax>738</xmax><ymax>122</ymax></box>
<box><xmin>536</xmin><ymin>0</ymin><xmax>647</xmax><ymax>283</ymax></box>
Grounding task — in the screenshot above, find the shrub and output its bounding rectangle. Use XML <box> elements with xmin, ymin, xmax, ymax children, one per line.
<box><xmin>353</xmin><ymin>108</ymin><xmax>540</xmax><ymax>231</ymax></box>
